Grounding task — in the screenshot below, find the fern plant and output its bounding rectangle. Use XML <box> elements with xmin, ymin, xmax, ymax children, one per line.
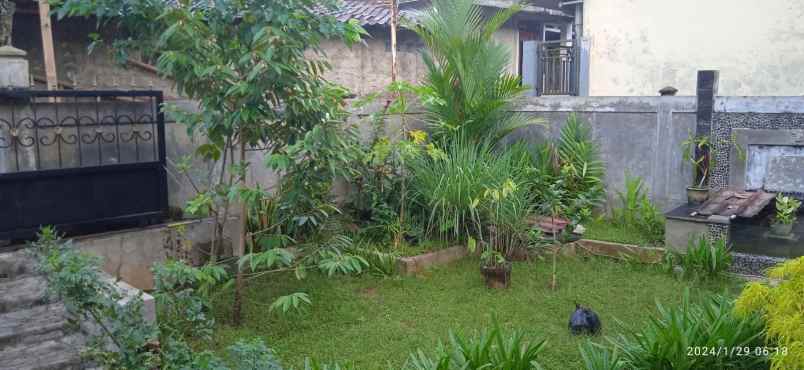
<box><xmin>735</xmin><ymin>257</ymin><xmax>804</xmax><ymax>369</ymax></box>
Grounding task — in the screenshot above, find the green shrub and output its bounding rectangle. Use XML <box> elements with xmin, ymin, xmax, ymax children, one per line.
<box><xmin>530</xmin><ymin>114</ymin><xmax>605</xmax><ymax>223</ymax></box>
<box><xmin>31</xmin><ymin>227</ymin><xmax>281</xmax><ymax>370</ymax></box>
<box><xmin>773</xmin><ymin>194</ymin><xmax>801</xmax><ymax>225</ymax></box>
<box><xmin>735</xmin><ymin>257</ymin><xmax>804</xmax><ymax>369</ymax></box>
<box><xmin>589</xmin><ymin>291</ymin><xmax>767</xmax><ymax>370</ymax></box>
<box><xmin>406</xmin><ymin>322</ymin><xmax>546</xmax><ymax>370</ymax></box>
<box><xmin>669</xmin><ymin>236</ymin><xmax>732</xmax><ymax>279</ymax></box>
<box><xmin>611</xmin><ymin>174</ymin><xmax>665</xmax><ymax>245</ymax></box>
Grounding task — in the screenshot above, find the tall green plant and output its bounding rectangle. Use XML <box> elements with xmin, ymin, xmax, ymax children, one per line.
<box><xmin>681</xmin><ymin>132</ymin><xmax>711</xmax><ymax>189</ymax></box>
<box><xmin>558</xmin><ymin>114</ymin><xmax>605</xmax><ymax>199</ymax></box>
<box><xmin>530</xmin><ymin>114</ymin><xmax>604</xmax><ymax>222</ymax></box>
<box><xmin>612</xmin><ymin>174</ymin><xmax>665</xmax><ymax>245</ymax></box>
<box><xmin>409</xmin><ymin>0</ymin><xmax>542</xmax><ymax>143</ymax></box>
<box><xmin>409</xmin><ymin>139</ymin><xmax>531</xmax><ymax>242</ymax></box>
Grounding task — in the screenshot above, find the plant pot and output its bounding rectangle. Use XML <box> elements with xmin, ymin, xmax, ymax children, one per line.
<box><xmin>481</xmin><ymin>262</ymin><xmax>511</xmax><ymax>289</ymax></box>
<box><xmin>686</xmin><ymin>186</ymin><xmax>709</xmax><ymax>205</ymax></box>
<box><xmin>770</xmin><ymin>222</ymin><xmax>794</xmax><ymax>237</ymax></box>
<box><xmin>509</xmin><ymin>247</ymin><xmax>530</xmax><ymax>262</ymax></box>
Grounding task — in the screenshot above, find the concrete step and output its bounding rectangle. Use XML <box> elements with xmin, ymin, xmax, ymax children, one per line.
<box><xmin>0</xmin><ymin>333</ymin><xmax>85</xmax><ymax>370</ymax></box>
<box><xmin>0</xmin><ymin>275</ymin><xmax>49</xmax><ymax>314</ymax></box>
<box><xmin>0</xmin><ymin>303</ymin><xmax>70</xmax><ymax>350</ymax></box>
<box><xmin>0</xmin><ymin>250</ymin><xmax>38</xmax><ymax>283</ymax></box>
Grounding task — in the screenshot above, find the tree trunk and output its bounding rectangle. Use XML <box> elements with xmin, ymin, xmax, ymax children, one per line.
<box><xmin>389</xmin><ymin>0</ymin><xmax>398</xmax><ymax>83</ymax></box>
<box><xmin>232</xmin><ymin>135</ymin><xmax>247</xmax><ymax>326</ymax></box>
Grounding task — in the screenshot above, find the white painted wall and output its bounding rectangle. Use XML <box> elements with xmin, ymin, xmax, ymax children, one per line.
<box><xmin>583</xmin><ymin>0</ymin><xmax>804</xmax><ymax>96</ymax></box>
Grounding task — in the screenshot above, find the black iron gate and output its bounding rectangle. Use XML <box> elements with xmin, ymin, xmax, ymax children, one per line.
<box><xmin>0</xmin><ymin>90</ymin><xmax>168</xmax><ymax>240</ymax></box>
<box><xmin>538</xmin><ymin>40</ymin><xmax>578</xmax><ymax>96</ymax></box>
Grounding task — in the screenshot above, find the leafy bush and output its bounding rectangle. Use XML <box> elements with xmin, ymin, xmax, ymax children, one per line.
<box><xmin>558</xmin><ymin>114</ymin><xmax>605</xmax><ymax>202</ymax></box>
<box><xmin>406</xmin><ymin>322</ymin><xmax>546</xmax><ymax>370</ymax></box>
<box><xmin>410</xmin><ymin>0</ymin><xmax>541</xmax><ymax>144</ymax></box>
<box><xmin>667</xmin><ymin>236</ymin><xmax>732</xmax><ymax>280</ymax></box>
<box><xmin>587</xmin><ymin>291</ymin><xmax>767</xmax><ymax>370</ymax></box>
<box><xmin>773</xmin><ymin>194</ymin><xmax>801</xmax><ymax>225</ymax></box>
<box><xmin>31</xmin><ymin>227</ymin><xmax>280</xmax><ymax>370</ymax></box>
<box><xmin>611</xmin><ymin>174</ymin><xmax>665</xmax><ymax>245</ymax></box>
<box><xmin>735</xmin><ymin>257</ymin><xmax>804</xmax><ymax>369</ymax></box>
<box><xmin>530</xmin><ymin>114</ymin><xmax>605</xmax><ymax>223</ymax></box>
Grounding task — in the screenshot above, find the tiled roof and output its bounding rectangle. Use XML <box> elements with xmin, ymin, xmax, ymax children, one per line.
<box><xmin>321</xmin><ymin>0</ymin><xmax>571</xmax><ymax>26</ymax></box>
<box><xmin>321</xmin><ymin>0</ymin><xmax>405</xmax><ymax>26</ymax></box>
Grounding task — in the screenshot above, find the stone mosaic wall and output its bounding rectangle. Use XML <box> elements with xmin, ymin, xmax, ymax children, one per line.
<box><xmin>710</xmin><ymin>112</ymin><xmax>804</xmax><ymax>192</ymax></box>
<box><xmin>707</xmin><ymin>223</ymin><xmax>730</xmax><ymax>244</ymax></box>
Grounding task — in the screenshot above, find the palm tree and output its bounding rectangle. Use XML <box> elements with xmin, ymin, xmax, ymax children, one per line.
<box><xmin>409</xmin><ymin>0</ymin><xmax>542</xmax><ymax>144</ymax></box>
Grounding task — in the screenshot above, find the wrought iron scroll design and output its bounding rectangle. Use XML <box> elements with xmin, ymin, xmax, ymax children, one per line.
<box><xmin>0</xmin><ymin>90</ymin><xmax>161</xmax><ymax>172</ymax></box>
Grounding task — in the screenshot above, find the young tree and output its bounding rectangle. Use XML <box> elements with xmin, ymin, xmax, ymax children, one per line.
<box><xmin>53</xmin><ymin>0</ymin><xmax>365</xmax><ymax>325</ymax></box>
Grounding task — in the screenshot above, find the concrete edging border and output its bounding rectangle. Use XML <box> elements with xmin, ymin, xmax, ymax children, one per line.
<box><xmin>396</xmin><ymin>245</ymin><xmax>468</xmax><ymax>275</ymax></box>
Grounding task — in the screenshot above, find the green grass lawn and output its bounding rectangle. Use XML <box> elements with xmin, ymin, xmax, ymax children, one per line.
<box><xmin>207</xmin><ymin>257</ymin><xmax>739</xmax><ymax>369</ymax></box>
<box><xmin>582</xmin><ymin>218</ymin><xmax>656</xmax><ymax>246</ymax></box>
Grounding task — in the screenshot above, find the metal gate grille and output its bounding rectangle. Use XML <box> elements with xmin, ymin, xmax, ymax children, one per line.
<box><xmin>539</xmin><ymin>41</ymin><xmax>578</xmax><ymax>96</ymax></box>
<box><xmin>0</xmin><ymin>90</ymin><xmax>167</xmax><ymax>240</ymax></box>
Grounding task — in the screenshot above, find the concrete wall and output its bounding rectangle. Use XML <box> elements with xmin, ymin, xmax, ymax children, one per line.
<box><xmin>74</xmin><ymin>217</ymin><xmax>239</xmax><ymax>290</ymax></box>
<box><xmin>12</xmin><ymin>14</ymin><xmax>177</xmax><ymax>95</ymax></box>
<box><xmin>582</xmin><ymin>0</ymin><xmax>804</xmax><ymax>96</ymax></box>
<box><xmin>320</xmin><ymin>25</ymin><xmax>521</xmax><ymax>95</ymax></box>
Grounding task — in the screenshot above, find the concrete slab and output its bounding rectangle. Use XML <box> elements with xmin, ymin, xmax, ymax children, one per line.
<box><xmin>766</xmin><ymin>155</ymin><xmax>804</xmax><ymax>193</ymax></box>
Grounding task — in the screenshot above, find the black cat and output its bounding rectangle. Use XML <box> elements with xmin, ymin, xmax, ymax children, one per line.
<box><xmin>569</xmin><ymin>303</ymin><xmax>601</xmax><ymax>335</ymax></box>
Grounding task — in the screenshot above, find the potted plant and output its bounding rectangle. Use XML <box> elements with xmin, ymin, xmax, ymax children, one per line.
<box><xmin>681</xmin><ymin>133</ymin><xmax>711</xmax><ymax>205</ymax></box>
<box><xmin>478</xmin><ymin>237</ymin><xmax>512</xmax><ymax>289</ymax></box>
<box><xmin>771</xmin><ymin>194</ymin><xmax>801</xmax><ymax>236</ymax></box>
<box><xmin>470</xmin><ymin>179</ymin><xmax>532</xmax><ymax>289</ymax></box>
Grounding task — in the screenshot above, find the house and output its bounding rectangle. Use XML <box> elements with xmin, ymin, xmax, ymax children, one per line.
<box><xmin>6</xmin><ymin>0</ymin><xmax>582</xmax><ymax>97</ymax></box>
<box><xmin>575</xmin><ymin>0</ymin><xmax>804</xmax><ymax>96</ymax></box>
<box><xmin>317</xmin><ymin>0</ymin><xmax>580</xmax><ymax>96</ymax></box>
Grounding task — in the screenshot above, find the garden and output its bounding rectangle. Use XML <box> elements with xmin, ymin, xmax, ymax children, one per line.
<box><xmin>35</xmin><ymin>0</ymin><xmax>804</xmax><ymax>369</ymax></box>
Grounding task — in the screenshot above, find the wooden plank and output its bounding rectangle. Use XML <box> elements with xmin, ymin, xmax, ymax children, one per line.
<box><xmin>740</xmin><ymin>191</ymin><xmax>776</xmax><ymax>218</ymax></box>
<box><xmin>37</xmin><ymin>0</ymin><xmax>58</xmax><ymax>91</ymax></box>
<box><xmin>720</xmin><ymin>191</ymin><xmax>758</xmax><ymax>217</ymax></box>
<box><xmin>698</xmin><ymin>190</ymin><xmax>734</xmax><ymax>216</ymax></box>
